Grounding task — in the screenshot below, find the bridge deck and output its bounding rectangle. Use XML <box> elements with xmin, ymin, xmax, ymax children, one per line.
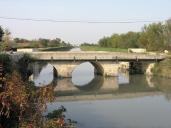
<box><xmin>30</xmin><ymin>52</ymin><xmax>165</xmax><ymax>61</ymax></box>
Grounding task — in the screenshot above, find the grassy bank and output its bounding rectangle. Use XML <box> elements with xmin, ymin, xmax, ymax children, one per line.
<box><xmin>152</xmin><ymin>59</ymin><xmax>171</xmax><ymax>78</ymax></box>
<box><xmin>80</xmin><ymin>46</ymin><xmax>127</xmax><ymax>52</ymax></box>
<box><xmin>38</xmin><ymin>46</ymin><xmax>73</xmax><ymax>51</ymax></box>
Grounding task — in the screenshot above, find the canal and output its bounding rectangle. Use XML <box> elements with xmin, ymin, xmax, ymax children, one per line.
<box><xmin>31</xmin><ymin>48</ymin><xmax>171</xmax><ymax>128</ymax></box>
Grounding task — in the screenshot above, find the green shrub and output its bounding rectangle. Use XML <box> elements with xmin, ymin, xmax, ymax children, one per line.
<box><xmin>0</xmin><ymin>53</ymin><xmax>13</xmax><ymax>74</ymax></box>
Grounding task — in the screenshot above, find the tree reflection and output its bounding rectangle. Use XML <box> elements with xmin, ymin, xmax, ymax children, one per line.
<box><xmin>152</xmin><ymin>76</ymin><xmax>171</xmax><ymax>101</ymax></box>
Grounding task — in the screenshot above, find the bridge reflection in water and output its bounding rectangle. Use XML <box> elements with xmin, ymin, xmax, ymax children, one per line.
<box><xmin>54</xmin><ymin>74</ymin><xmax>159</xmax><ymax>102</ymax></box>
<box><xmin>30</xmin><ymin>62</ymin><xmax>171</xmax><ymax>102</ymax></box>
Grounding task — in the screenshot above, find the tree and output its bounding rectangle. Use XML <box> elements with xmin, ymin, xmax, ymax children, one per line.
<box><xmin>98</xmin><ymin>37</ymin><xmax>110</xmax><ymax>47</ymax></box>
<box><xmin>164</xmin><ymin>18</ymin><xmax>171</xmax><ymax>50</ymax></box>
<box><xmin>38</xmin><ymin>38</ymin><xmax>49</xmax><ymax>47</ymax></box>
<box><xmin>1</xmin><ymin>29</ymin><xmax>12</xmax><ymax>51</ymax></box>
<box><xmin>110</xmin><ymin>34</ymin><xmax>121</xmax><ymax>48</ymax></box>
<box><xmin>138</xmin><ymin>23</ymin><xmax>166</xmax><ymax>51</ymax></box>
<box><xmin>0</xmin><ymin>26</ymin><xmax>4</xmax><ymax>42</ymax></box>
<box><xmin>98</xmin><ymin>32</ymin><xmax>140</xmax><ymax>49</ymax></box>
<box><xmin>48</xmin><ymin>38</ymin><xmax>61</xmax><ymax>47</ymax></box>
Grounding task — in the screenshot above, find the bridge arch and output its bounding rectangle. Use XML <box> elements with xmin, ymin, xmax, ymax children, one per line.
<box><xmin>29</xmin><ymin>63</ymin><xmax>58</xmax><ymax>87</ymax></box>
<box><xmin>71</xmin><ymin>61</ymin><xmax>104</xmax><ymax>85</ymax></box>
<box><xmin>90</xmin><ymin>61</ymin><xmax>104</xmax><ymax>76</ymax></box>
<box><xmin>48</xmin><ymin>60</ymin><xmax>119</xmax><ymax>78</ymax></box>
<box><xmin>53</xmin><ymin>66</ymin><xmax>58</xmax><ymax>78</ymax></box>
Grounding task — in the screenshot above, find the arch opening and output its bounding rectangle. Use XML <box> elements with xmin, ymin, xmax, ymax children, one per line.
<box><xmin>30</xmin><ymin>63</ymin><xmax>58</xmax><ymax>87</ymax></box>
<box><xmin>71</xmin><ymin>61</ymin><xmax>104</xmax><ymax>86</ymax></box>
<box><xmin>90</xmin><ymin>61</ymin><xmax>104</xmax><ymax>76</ymax></box>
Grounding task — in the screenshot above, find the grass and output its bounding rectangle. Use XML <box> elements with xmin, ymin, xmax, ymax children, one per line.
<box><xmin>152</xmin><ymin>59</ymin><xmax>171</xmax><ymax>78</ymax></box>
<box><xmin>80</xmin><ymin>46</ymin><xmax>128</xmax><ymax>52</ymax></box>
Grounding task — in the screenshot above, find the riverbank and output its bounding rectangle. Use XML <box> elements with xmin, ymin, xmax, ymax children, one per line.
<box><xmin>152</xmin><ymin>59</ymin><xmax>171</xmax><ymax>78</ymax></box>
<box><xmin>80</xmin><ymin>46</ymin><xmax>127</xmax><ymax>52</ymax></box>
<box><xmin>38</xmin><ymin>46</ymin><xmax>73</xmax><ymax>51</ymax></box>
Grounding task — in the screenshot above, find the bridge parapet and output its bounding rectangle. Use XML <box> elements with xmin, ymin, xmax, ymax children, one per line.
<box><xmin>30</xmin><ymin>52</ymin><xmax>165</xmax><ymax>61</ymax></box>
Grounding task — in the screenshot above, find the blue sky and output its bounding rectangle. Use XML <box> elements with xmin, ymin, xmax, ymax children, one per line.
<box><xmin>0</xmin><ymin>0</ymin><xmax>171</xmax><ymax>44</ymax></box>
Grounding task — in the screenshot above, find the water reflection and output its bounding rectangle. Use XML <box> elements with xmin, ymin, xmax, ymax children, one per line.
<box><xmin>31</xmin><ymin>63</ymin><xmax>165</xmax><ymax>99</ymax></box>
<box><xmin>34</xmin><ymin>64</ymin><xmax>54</xmax><ymax>86</ymax></box>
<box><xmin>152</xmin><ymin>77</ymin><xmax>171</xmax><ymax>100</ymax></box>
<box><xmin>54</xmin><ymin>75</ymin><xmax>160</xmax><ymax>101</ymax></box>
<box><xmin>51</xmin><ymin>75</ymin><xmax>171</xmax><ymax>128</ymax></box>
<box><xmin>72</xmin><ymin>62</ymin><xmax>95</xmax><ymax>86</ymax></box>
<box><xmin>118</xmin><ymin>71</ymin><xmax>129</xmax><ymax>84</ymax></box>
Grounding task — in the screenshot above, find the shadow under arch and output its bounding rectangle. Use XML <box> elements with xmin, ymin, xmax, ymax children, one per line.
<box><xmin>53</xmin><ymin>66</ymin><xmax>58</xmax><ymax>78</ymax></box>
<box><xmin>74</xmin><ymin>76</ymin><xmax>104</xmax><ymax>92</ymax></box>
<box><xmin>90</xmin><ymin>61</ymin><xmax>104</xmax><ymax>76</ymax></box>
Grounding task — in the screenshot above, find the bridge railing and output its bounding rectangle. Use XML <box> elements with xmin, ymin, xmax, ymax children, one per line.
<box><xmin>30</xmin><ymin>52</ymin><xmax>165</xmax><ymax>61</ymax></box>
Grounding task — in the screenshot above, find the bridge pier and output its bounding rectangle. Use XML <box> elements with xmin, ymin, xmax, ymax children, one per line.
<box><xmin>129</xmin><ymin>62</ymin><xmax>155</xmax><ymax>75</ymax></box>
<box><xmin>52</xmin><ymin>62</ymin><xmax>79</xmax><ymax>77</ymax></box>
<box><xmin>143</xmin><ymin>62</ymin><xmax>155</xmax><ymax>75</ymax></box>
<box><xmin>100</xmin><ymin>62</ymin><xmax>119</xmax><ymax>77</ymax></box>
<box><xmin>102</xmin><ymin>77</ymin><xmax>119</xmax><ymax>90</ymax></box>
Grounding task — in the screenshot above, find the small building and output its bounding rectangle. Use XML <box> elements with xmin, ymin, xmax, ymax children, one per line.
<box><xmin>17</xmin><ymin>48</ymin><xmax>37</xmax><ymax>52</ymax></box>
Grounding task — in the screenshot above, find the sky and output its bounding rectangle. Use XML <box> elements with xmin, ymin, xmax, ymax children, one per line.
<box><xmin>0</xmin><ymin>0</ymin><xmax>171</xmax><ymax>44</ymax></box>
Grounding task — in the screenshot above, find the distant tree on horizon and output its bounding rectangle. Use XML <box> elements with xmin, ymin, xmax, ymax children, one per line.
<box><xmin>91</xmin><ymin>18</ymin><xmax>171</xmax><ymax>51</ymax></box>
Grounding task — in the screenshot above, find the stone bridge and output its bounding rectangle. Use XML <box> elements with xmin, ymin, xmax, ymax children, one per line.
<box><xmin>28</xmin><ymin>51</ymin><xmax>164</xmax><ymax>77</ymax></box>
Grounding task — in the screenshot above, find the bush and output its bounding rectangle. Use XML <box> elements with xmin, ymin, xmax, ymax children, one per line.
<box><xmin>0</xmin><ymin>54</ymin><xmax>13</xmax><ymax>74</ymax></box>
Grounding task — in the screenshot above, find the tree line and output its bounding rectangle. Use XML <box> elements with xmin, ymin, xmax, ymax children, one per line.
<box><xmin>13</xmin><ymin>38</ymin><xmax>72</xmax><ymax>48</ymax></box>
<box><xmin>0</xmin><ymin>27</ymin><xmax>72</xmax><ymax>51</ymax></box>
<box><xmin>83</xmin><ymin>19</ymin><xmax>171</xmax><ymax>51</ymax></box>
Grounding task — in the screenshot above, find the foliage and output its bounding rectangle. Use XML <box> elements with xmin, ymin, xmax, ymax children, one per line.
<box><xmin>0</xmin><ymin>29</ymin><xmax>14</xmax><ymax>51</ymax></box>
<box><xmin>0</xmin><ymin>68</ymin><xmax>76</xmax><ymax>128</ymax></box>
<box><xmin>165</xmin><ymin>19</ymin><xmax>171</xmax><ymax>49</ymax></box>
<box><xmin>0</xmin><ymin>54</ymin><xmax>13</xmax><ymax>74</ymax></box>
<box><xmin>0</xmin><ymin>70</ymin><xmax>61</xmax><ymax>128</ymax></box>
<box><xmin>81</xmin><ymin>42</ymin><xmax>97</xmax><ymax>46</ymax></box>
<box><xmin>0</xmin><ymin>71</ymin><xmax>30</xmax><ymax>127</ymax></box>
<box><xmin>152</xmin><ymin>59</ymin><xmax>171</xmax><ymax>78</ymax></box>
<box><xmin>14</xmin><ymin>37</ymin><xmax>72</xmax><ymax>48</ymax></box>
<box><xmin>0</xmin><ymin>26</ymin><xmax>4</xmax><ymax>42</ymax></box>
<box><xmin>46</xmin><ymin>106</ymin><xmax>66</xmax><ymax>119</ymax></box>
<box><xmin>45</xmin><ymin>106</ymin><xmax>77</xmax><ymax>128</ymax></box>
<box><xmin>0</xmin><ymin>26</ymin><xmax>72</xmax><ymax>50</ymax></box>
<box><xmin>138</xmin><ymin>23</ymin><xmax>166</xmax><ymax>51</ymax></box>
<box><xmin>98</xmin><ymin>32</ymin><xmax>140</xmax><ymax>49</ymax></box>
<box><xmin>80</xmin><ymin>45</ymin><xmax>127</xmax><ymax>52</ymax></box>
<box><xmin>82</xmin><ymin>18</ymin><xmax>171</xmax><ymax>51</ymax></box>
<box><xmin>17</xmin><ymin>54</ymin><xmax>35</xmax><ymax>81</ymax></box>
